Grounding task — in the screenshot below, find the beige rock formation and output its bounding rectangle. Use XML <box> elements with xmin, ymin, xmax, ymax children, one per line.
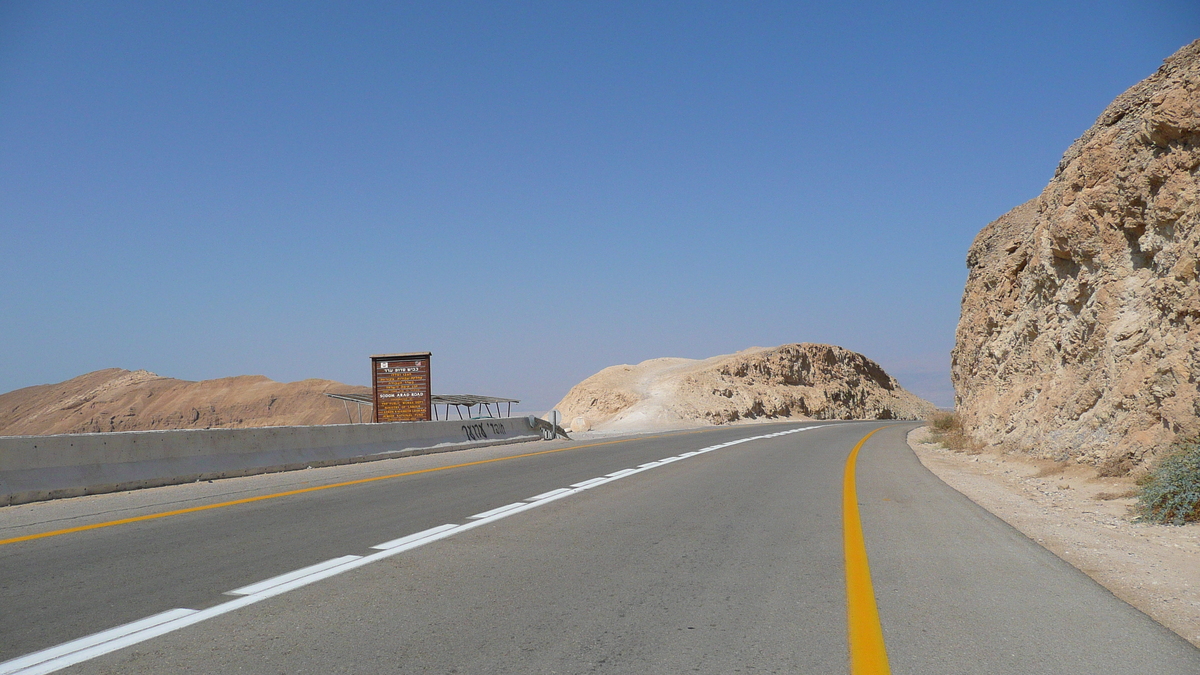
<box><xmin>952</xmin><ymin>39</ymin><xmax>1200</xmax><ymax>467</ymax></box>
<box><xmin>0</xmin><ymin>368</ymin><xmax>370</xmax><ymax>436</ymax></box>
<box><xmin>553</xmin><ymin>344</ymin><xmax>935</xmax><ymax>433</ymax></box>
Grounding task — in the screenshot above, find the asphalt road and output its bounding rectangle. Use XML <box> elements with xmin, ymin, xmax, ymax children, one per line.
<box><xmin>1</xmin><ymin>421</ymin><xmax>1198</xmax><ymax>674</ymax></box>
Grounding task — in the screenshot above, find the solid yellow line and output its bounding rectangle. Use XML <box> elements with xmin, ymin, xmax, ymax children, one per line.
<box><xmin>1</xmin><ymin>428</ymin><xmax>717</xmax><ymax>547</ymax></box>
<box><xmin>843</xmin><ymin>426</ymin><xmax>892</xmax><ymax>675</ymax></box>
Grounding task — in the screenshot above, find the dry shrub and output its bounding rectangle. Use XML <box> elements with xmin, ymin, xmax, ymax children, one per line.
<box><xmin>929</xmin><ymin>411</ymin><xmax>960</xmax><ymax>433</ymax></box>
<box><xmin>926</xmin><ymin>412</ymin><xmax>983</xmax><ymax>453</ymax></box>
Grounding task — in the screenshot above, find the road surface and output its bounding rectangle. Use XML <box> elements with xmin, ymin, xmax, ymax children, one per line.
<box><xmin>1</xmin><ymin>421</ymin><xmax>1197</xmax><ymax>673</ymax></box>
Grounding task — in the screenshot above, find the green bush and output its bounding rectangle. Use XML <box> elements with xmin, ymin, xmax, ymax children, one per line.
<box><xmin>1136</xmin><ymin>440</ymin><xmax>1200</xmax><ymax>525</ymax></box>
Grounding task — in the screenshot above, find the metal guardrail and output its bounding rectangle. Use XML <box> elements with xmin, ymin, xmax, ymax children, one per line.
<box><xmin>527</xmin><ymin>415</ymin><xmax>570</xmax><ymax>441</ymax></box>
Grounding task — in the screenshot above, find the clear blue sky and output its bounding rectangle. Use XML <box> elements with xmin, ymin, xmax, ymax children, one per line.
<box><xmin>2</xmin><ymin>2</ymin><xmax>1196</xmax><ymax>410</ymax></box>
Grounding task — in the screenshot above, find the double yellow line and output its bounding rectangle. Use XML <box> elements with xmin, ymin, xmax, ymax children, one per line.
<box><xmin>843</xmin><ymin>426</ymin><xmax>892</xmax><ymax>674</ymax></box>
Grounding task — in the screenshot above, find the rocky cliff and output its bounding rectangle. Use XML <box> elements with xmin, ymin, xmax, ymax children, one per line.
<box><xmin>952</xmin><ymin>39</ymin><xmax>1200</xmax><ymax>468</ymax></box>
<box><xmin>0</xmin><ymin>369</ymin><xmax>370</xmax><ymax>436</ymax></box>
<box><xmin>554</xmin><ymin>344</ymin><xmax>935</xmax><ymax>432</ymax></box>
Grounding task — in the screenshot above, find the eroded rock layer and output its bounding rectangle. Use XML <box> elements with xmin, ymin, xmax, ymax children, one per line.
<box><xmin>0</xmin><ymin>369</ymin><xmax>369</xmax><ymax>436</ymax></box>
<box><xmin>952</xmin><ymin>40</ymin><xmax>1200</xmax><ymax>466</ymax></box>
<box><xmin>554</xmin><ymin>344</ymin><xmax>935</xmax><ymax>432</ymax></box>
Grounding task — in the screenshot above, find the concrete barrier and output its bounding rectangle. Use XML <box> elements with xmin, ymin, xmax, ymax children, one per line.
<box><xmin>0</xmin><ymin>417</ymin><xmax>545</xmax><ymax>506</ymax></box>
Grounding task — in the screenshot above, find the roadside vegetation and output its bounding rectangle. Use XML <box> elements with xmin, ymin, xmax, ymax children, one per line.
<box><xmin>926</xmin><ymin>411</ymin><xmax>982</xmax><ymax>453</ymax></box>
<box><xmin>1136</xmin><ymin>439</ymin><xmax>1200</xmax><ymax>525</ymax></box>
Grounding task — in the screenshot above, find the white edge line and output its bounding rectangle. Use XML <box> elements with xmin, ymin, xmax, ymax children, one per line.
<box><xmin>226</xmin><ymin>555</ymin><xmax>362</xmax><ymax>596</ymax></box>
<box><xmin>371</xmin><ymin>523</ymin><xmax>459</xmax><ymax>550</ymax></box>
<box><xmin>528</xmin><ymin>488</ymin><xmax>572</xmax><ymax>501</ymax></box>
<box><xmin>5</xmin><ymin>424</ymin><xmax>824</xmax><ymax>675</ymax></box>
<box><xmin>468</xmin><ymin>502</ymin><xmax>527</xmax><ymax>519</ymax></box>
<box><xmin>0</xmin><ymin>608</ymin><xmax>197</xmax><ymax>675</ymax></box>
<box><xmin>365</xmin><ymin>526</ymin><xmax>463</xmax><ymax>560</ymax></box>
<box><xmin>14</xmin><ymin>596</ymin><xmax>262</xmax><ymax>675</ymax></box>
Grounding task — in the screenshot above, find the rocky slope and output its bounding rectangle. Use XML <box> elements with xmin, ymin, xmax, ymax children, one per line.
<box><xmin>553</xmin><ymin>344</ymin><xmax>935</xmax><ymax>432</ymax></box>
<box><xmin>952</xmin><ymin>39</ymin><xmax>1200</xmax><ymax>468</ymax></box>
<box><xmin>0</xmin><ymin>369</ymin><xmax>370</xmax><ymax>436</ymax></box>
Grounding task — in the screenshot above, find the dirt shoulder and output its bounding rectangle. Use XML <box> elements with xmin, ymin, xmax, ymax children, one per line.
<box><xmin>907</xmin><ymin>427</ymin><xmax>1200</xmax><ymax>648</ymax></box>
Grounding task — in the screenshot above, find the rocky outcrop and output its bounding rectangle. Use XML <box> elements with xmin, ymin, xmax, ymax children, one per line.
<box><xmin>554</xmin><ymin>344</ymin><xmax>935</xmax><ymax>432</ymax></box>
<box><xmin>952</xmin><ymin>40</ymin><xmax>1200</xmax><ymax>468</ymax></box>
<box><xmin>0</xmin><ymin>368</ymin><xmax>370</xmax><ymax>436</ymax></box>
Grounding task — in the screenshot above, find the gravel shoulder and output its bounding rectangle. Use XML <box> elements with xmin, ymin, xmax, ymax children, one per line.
<box><xmin>907</xmin><ymin>427</ymin><xmax>1200</xmax><ymax>648</ymax></box>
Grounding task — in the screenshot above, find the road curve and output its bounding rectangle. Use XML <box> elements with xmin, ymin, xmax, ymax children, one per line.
<box><xmin>1</xmin><ymin>421</ymin><xmax>1197</xmax><ymax>673</ymax></box>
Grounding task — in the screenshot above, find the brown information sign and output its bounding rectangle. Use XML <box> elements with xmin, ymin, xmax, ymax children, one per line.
<box><xmin>371</xmin><ymin>352</ymin><xmax>432</xmax><ymax>422</ymax></box>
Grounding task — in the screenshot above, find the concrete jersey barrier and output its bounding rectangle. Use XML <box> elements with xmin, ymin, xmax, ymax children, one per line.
<box><xmin>0</xmin><ymin>417</ymin><xmax>548</xmax><ymax>506</ymax></box>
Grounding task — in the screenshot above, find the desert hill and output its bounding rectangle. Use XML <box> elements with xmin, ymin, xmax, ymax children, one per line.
<box><xmin>952</xmin><ymin>39</ymin><xmax>1200</xmax><ymax>468</ymax></box>
<box><xmin>0</xmin><ymin>368</ymin><xmax>369</xmax><ymax>436</ymax></box>
<box><xmin>553</xmin><ymin>343</ymin><xmax>935</xmax><ymax>432</ymax></box>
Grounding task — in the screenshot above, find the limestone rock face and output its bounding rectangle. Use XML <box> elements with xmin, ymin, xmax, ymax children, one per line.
<box><xmin>554</xmin><ymin>344</ymin><xmax>935</xmax><ymax>432</ymax></box>
<box><xmin>0</xmin><ymin>368</ymin><xmax>370</xmax><ymax>436</ymax></box>
<box><xmin>952</xmin><ymin>40</ymin><xmax>1200</xmax><ymax>466</ymax></box>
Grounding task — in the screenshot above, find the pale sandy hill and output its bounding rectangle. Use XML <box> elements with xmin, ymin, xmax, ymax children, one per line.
<box><xmin>0</xmin><ymin>369</ymin><xmax>370</xmax><ymax>436</ymax></box>
<box><xmin>553</xmin><ymin>344</ymin><xmax>935</xmax><ymax>433</ymax></box>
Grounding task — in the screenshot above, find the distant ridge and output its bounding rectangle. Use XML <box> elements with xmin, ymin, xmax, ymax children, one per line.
<box><xmin>0</xmin><ymin>368</ymin><xmax>369</xmax><ymax>436</ymax></box>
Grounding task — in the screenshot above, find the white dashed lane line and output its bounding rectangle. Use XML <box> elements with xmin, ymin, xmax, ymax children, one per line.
<box><xmin>0</xmin><ymin>424</ymin><xmax>827</xmax><ymax>675</ymax></box>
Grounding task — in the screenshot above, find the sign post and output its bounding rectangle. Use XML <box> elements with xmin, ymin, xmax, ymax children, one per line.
<box><xmin>371</xmin><ymin>352</ymin><xmax>432</xmax><ymax>422</ymax></box>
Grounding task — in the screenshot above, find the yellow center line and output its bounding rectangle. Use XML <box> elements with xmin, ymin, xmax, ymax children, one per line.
<box><xmin>843</xmin><ymin>426</ymin><xmax>892</xmax><ymax>675</ymax></box>
<box><xmin>0</xmin><ymin>428</ymin><xmax>721</xmax><ymax>547</ymax></box>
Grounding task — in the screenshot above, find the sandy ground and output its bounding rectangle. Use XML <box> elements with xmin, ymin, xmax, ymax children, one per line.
<box><xmin>908</xmin><ymin>426</ymin><xmax>1200</xmax><ymax>648</ymax></box>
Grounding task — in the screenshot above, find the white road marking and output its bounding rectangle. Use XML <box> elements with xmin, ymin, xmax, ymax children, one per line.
<box><xmin>1</xmin><ymin>424</ymin><xmax>829</xmax><ymax>674</ymax></box>
<box><xmin>372</xmin><ymin>524</ymin><xmax>459</xmax><ymax>550</ymax></box>
<box><xmin>0</xmin><ymin>609</ymin><xmax>197</xmax><ymax>675</ymax></box>
<box><xmin>528</xmin><ymin>488</ymin><xmax>573</xmax><ymax>501</ymax></box>
<box><xmin>226</xmin><ymin>555</ymin><xmax>363</xmax><ymax>596</ymax></box>
<box><xmin>13</xmin><ymin>595</ymin><xmax>264</xmax><ymax>675</ymax></box>
<box><xmin>469</xmin><ymin>502</ymin><xmax>528</xmax><ymax>519</ymax></box>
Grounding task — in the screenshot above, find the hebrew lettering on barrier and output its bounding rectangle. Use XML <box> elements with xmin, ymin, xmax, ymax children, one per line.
<box><xmin>462</xmin><ymin>423</ymin><xmax>488</xmax><ymax>441</ymax></box>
